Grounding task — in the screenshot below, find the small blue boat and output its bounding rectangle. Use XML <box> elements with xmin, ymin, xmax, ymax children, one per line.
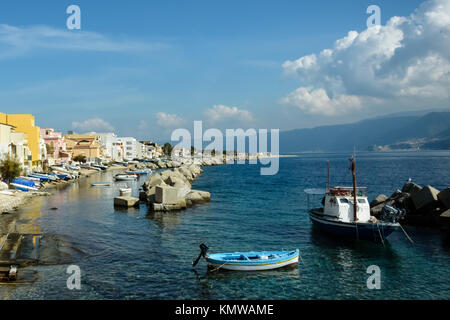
<box><xmin>193</xmin><ymin>244</ymin><xmax>299</xmax><ymax>271</ymax></box>
<box><xmin>125</xmin><ymin>169</ymin><xmax>150</xmax><ymax>175</ymax></box>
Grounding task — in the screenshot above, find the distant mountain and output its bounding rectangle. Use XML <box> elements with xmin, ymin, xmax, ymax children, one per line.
<box><xmin>280</xmin><ymin>111</ymin><xmax>450</xmax><ymax>153</ymax></box>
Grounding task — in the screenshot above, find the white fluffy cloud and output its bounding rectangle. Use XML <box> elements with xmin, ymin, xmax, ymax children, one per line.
<box><xmin>281</xmin><ymin>87</ymin><xmax>361</xmax><ymax>116</ymax></box>
<box><xmin>155</xmin><ymin>112</ymin><xmax>185</xmax><ymax>128</ymax></box>
<box><xmin>204</xmin><ymin>104</ymin><xmax>254</xmax><ymax>124</ymax></box>
<box><xmin>281</xmin><ymin>0</ymin><xmax>450</xmax><ymax>116</ymax></box>
<box><xmin>72</xmin><ymin>118</ymin><xmax>114</xmax><ymax>132</ymax></box>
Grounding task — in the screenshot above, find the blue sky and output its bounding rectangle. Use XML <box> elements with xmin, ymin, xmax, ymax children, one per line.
<box><xmin>1</xmin><ymin>0</ymin><xmax>447</xmax><ymax>143</ymax></box>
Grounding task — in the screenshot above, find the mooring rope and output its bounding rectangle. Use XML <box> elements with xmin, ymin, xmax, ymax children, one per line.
<box><xmin>376</xmin><ymin>222</ymin><xmax>385</xmax><ymax>247</ymax></box>
<box><xmin>209</xmin><ymin>262</ymin><xmax>228</xmax><ymax>272</ymax></box>
<box><xmin>399</xmin><ymin>224</ymin><xmax>414</xmax><ymax>244</ymax></box>
<box><xmin>298</xmin><ymin>251</ymin><xmax>306</xmax><ymax>266</ymax></box>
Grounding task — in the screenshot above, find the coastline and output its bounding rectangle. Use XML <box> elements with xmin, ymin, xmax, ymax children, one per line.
<box><xmin>0</xmin><ymin>165</ymin><xmax>126</xmax><ymax>215</ymax></box>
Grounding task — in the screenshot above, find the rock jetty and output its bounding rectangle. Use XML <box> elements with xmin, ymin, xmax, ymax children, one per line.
<box><xmin>371</xmin><ymin>180</ymin><xmax>450</xmax><ymax>233</ymax></box>
<box><xmin>141</xmin><ymin>164</ymin><xmax>210</xmax><ymax>211</ymax></box>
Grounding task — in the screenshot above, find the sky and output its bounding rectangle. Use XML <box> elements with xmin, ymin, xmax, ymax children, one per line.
<box><xmin>0</xmin><ymin>0</ymin><xmax>448</xmax><ymax>143</ymax></box>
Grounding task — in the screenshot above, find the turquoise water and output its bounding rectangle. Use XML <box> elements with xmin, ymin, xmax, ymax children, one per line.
<box><xmin>1</xmin><ymin>151</ymin><xmax>450</xmax><ymax>299</ymax></box>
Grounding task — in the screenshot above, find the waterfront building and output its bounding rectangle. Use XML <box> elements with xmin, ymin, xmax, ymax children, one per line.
<box><xmin>117</xmin><ymin>137</ymin><xmax>140</xmax><ymax>160</ymax></box>
<box><xmin>0</xmin><ymin>122</ymin><xmax>32</xmax><ymax>173</ymax></box>
<box><xmin>64</xmin><ymin>134</ymin><xmax>101</xmax><ymax>162</ymax></box>
<box><xmin>41</xmin><ymin>128</ymin><xmax>71</xmax><ymax>164</ymax></box>
<box><xmin>0</xmin><ymin>113</ymin><xmax>42</xmax><ymax>170</ymax></box>
<box><xmin>93</xmin><ymin>132</ymin><xmax>124</xmax><ymax>162</ymax></box>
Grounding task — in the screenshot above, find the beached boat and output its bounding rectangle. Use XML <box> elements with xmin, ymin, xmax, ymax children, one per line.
<box><xmin>90</xmin><ymin>182</ymin><xmax>111</xmax><ymax>187</ymax></box>
<box><xmin>10</xmin><ymin>178</ymin><xmax>39</xmax><ymax>192</ymax></box>
<box><xmin>305</xmin><ymin>157</ymin><xmax>400</xmax><ymax>242</ymax></box>
<box><xmin>114</xmin><ymin>174</ymin><xmax>138</xmax><ymax>181</ymax></box>
<box><xmin>192</xmin><ymin>244</ymin><xmax>299</xmax><ymax>271</ymax></box>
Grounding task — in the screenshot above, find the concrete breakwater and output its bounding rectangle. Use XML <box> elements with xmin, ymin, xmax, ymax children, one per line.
<box><xmin>140</xmin><ymin>164</ymin><xmax>211</xmax><ymax>211</ymax></box>
<box><xmin>370</xmin><ymin>181</ymin><xmax>450</xmax><ymax>233</ymax></box>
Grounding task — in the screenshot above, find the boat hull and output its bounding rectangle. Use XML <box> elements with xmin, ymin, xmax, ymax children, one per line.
<box><xmin>309</xmin><ymin>210</ymin><xmax>399</xmax><ymax>241</ymax></box>
<box><xmin>205</xmin><ymin>250</ymin><xmax>299</xmax><ymax>271</ymax></box>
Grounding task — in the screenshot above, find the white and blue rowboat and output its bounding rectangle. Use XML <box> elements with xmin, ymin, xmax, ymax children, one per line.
<box><xmin>193</xmin><ymin>244</ymin><xmax>299</xmax><ymax>271</ymax></box>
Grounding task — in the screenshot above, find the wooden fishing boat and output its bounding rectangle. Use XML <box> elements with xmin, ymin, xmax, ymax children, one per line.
<box><xmin>193</xmin><ymin>244</ymin><xmax>299</xmax><ymax>271</ymax></box>
<box><xmin>305</xmin><ymin>157</ymin><xmax>401</xmax><ymax>242</ymax></box>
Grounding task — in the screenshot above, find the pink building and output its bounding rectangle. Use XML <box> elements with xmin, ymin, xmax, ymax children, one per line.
<box><xmin>40</xmin><ymin>128</ymin><xmax>71</xmax><ymax>162</ymax></box>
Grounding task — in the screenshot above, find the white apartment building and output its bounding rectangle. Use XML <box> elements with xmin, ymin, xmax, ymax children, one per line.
<box><xmin>118</xmin><ymin>137</ymin><xmax>139</xmax><ymax>161</ymax></box>
<box><xmin>93</xmin><ymin>132</ymin><xmax>124</xmax><ymax>162</ymax></box>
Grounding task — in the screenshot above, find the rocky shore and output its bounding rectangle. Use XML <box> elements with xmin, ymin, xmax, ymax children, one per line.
<box><xmin>140</xmin><ymin>164</ymin><xmax>210</xmax><ymax>211</ymax></box>
<box><xmin>370</xmin><ymin>181</ymin><xmax>450</xmax><ymax>233</ymax></box>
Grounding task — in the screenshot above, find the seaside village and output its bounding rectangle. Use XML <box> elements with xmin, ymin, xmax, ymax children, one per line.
<box><xmin>0</xmin><ymin>112</ymin><xmax>234</xmax><ymax>221</ymax></box>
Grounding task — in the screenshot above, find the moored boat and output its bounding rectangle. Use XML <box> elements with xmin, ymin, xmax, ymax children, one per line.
<box><xmin>90</xmin><ymin>182</ymin><xmax>111</xmax><ymax>187</ymax></box>
<box><xmin>125</xmin><ymin>169</ymin><xmax>150</xmax><ymax>175</ymax></box>
<box><xmin>192</xmin><ymin>244</ymin><xmax>299</xmax><ymax>271</ymax></box>
<box><xmin>305</xmin><ymin>157</ymin><xmax>401</xmax><ymax>242</ymax></box>
<box><xmin>114</xmin><ymin>174</ymin><xmax>138</xmax><ymax>181</ymax></box>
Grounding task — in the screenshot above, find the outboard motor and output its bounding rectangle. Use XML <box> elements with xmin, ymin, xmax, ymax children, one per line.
<box><xmin>192</xmin><ymin>243</ymin><xmax>209</xmax><ymax>267</ymax></box>
<box><xmin>381</xmin><ymin>204</ymin><xmax>406</xmax><ymax>223</ymax></box>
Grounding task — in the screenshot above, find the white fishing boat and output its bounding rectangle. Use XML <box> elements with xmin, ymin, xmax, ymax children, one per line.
<box><xmin>114</xmin><ymin>174</ymin><xmax>138</xmax><ymax>181</ymax></box>
<box><xmin>305</xmin><ymin>157</ymin><xmax>401</xmax><ymax>242</ymax></box>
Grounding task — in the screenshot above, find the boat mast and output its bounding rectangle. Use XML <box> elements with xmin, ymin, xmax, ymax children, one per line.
<box><xmin>350</xmin><ymin>157</ymin><xmax>358</xmax><ymax>222</ymax></box>
<box><xmin>327</xmin><ymin>160</ymin><xmax>330</xmax><ymax>191</ymax></box>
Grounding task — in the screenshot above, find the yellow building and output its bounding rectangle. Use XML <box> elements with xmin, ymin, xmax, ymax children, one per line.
<box><xmin>0</xmin><ymin>113</ymin><xmax>41</xmax><ymax>169</ymax></box>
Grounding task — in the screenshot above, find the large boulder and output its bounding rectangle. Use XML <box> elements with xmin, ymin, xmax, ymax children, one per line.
<box><xmin>370</xmin><ymin>194</ymin><xmax>388</xmax><ymax>207</ymax></box>
<box><xmin>402</xmin><ymin>182</ymin><xmax>423</xmax><ymax>194</ymax></box>
<box><xmin>157</xmin><ymin>161</ymin><xmax>167</xmax><ymax>169</ymax></box>
<box><xmin>186</xmin><ymin>190</ymin><xmax>211</xmax><ymax>204</ymax></box>
<box><xmin>0</xmin><ymin>182</ymin><xmax>8</xmax><ymax>191</ymax></box>
<box><xmin>411</xmin><ymin>185</ymin><xmax>440</xmax><ymax>210</ymax></box>
<box><xmin>155</xmin><ymin>185</ymin><xmax>183</xmax><ymax>204</ymax></box>
<box><xmin>438</xmin><ymin>188</ymin><xmax>450</xmax><ymax>209</ymax></box>
<box><xmin>439</xmin><ymin>209</ymin><xmax>450</xmax><ymax>233</ymax></box>
<box><xmin>114</xmin><ymin>196</ymin><xmax>139</xmax><ymax>207</ymax></box>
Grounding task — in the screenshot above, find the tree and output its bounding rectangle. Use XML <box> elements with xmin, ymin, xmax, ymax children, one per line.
<box><xmin>73</xmin><ymin>155</ymin><xmax>87</xmax><ymax>163</ymax></box>
<box><xmin>0</xmin><ymin>156</ymin><xmax>22</xmax><ymax>184</ymax></box>
<box><xmin>191</xmin><ymin>146</ymin><xmax>195</xmax><ymax>156</ymax></box>
<box><xmin>163</xmin><ymin>143</ymin><xmax>173</xmax><ymax>156</ymax></box>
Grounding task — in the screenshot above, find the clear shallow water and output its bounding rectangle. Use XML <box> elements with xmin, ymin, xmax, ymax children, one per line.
<box><xmin>1</xmin><ymin>151</ymin><xmax>450</xmax><ymax>299</ymax></box>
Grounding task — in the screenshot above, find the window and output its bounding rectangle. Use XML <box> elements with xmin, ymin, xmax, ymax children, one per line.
<box><xmin>127</xmin><ymin>147</ymin><xmax>132</xmax><ymax>150</ymax></box>
<box><xmin>339</xmin><ymin>198</ymin><xmax>349</xmax><ymax>204</ymax></box>
<box><xmin>358</xmin><ymin>199</ymin><xmax>366</xmax><ymax>204</ymax></box>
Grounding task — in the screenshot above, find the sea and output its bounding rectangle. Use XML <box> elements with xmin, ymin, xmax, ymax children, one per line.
<box><xmin>0</xmin><ymin>151</ymin><xmax>449</xmax><ymax>300</ymax></box>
